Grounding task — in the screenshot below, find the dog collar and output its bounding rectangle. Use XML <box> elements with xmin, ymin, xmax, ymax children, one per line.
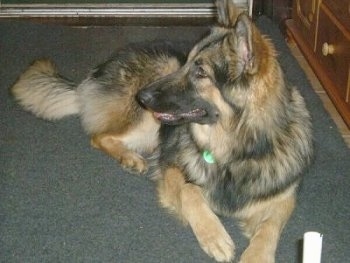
<box><xmin>202</xmin><ymin>150</ymin><xmax>215</xmax><ymax>164</ymax></box>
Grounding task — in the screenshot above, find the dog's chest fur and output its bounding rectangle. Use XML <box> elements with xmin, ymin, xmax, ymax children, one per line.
<box><xmin>164</xmin><ymin>123</ymin><xmax>243</xmax><ymax>214</ymax></box>
<box><xmin>175</xmin><ymin>121</ymin><xmax>298</xmax><ymax>216</ymax></box>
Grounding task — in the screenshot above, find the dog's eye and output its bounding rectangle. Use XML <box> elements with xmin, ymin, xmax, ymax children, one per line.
<box><xmin>196</xmin><ymin>66</ymin><xmax>207</xmax><ymax>79</ymax></box>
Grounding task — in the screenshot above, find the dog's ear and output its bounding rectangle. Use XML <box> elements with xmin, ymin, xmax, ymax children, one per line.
<box><xmin>233</xmin><ymin>13</ymin><xmax>257</xmax><ymax>74</ymax></box>
<box><xmin>216</xmin><ymin>0</ymin><xmax>241</xmax><ymax>27</ymax></box>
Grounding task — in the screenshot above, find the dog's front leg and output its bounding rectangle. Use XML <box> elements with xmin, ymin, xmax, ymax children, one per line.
<box><xmin>158</xmin><ymin>167</ymin><xmax>235</xmax><ymax>262</ymax></box>
<box><xmin>91</xmin><ymin>133</ymin><xmax>147</xmax><ymax>174</ymax></box>
<box><xmin>237</xmin><ymin>187</ymin><xmax>296</xmax><ymax>263</ymax></box>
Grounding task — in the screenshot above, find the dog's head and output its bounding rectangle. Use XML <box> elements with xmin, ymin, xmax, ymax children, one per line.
<box><xmin>137</xmin><ymin>0</ymin><xmax>269</xmax><ymax>125</ymax></box>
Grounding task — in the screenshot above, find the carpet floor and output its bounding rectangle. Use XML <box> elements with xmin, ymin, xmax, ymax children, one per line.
<box><xmin>1</xmin><ymin>16</ymin><xmax>350</xmax><ymax>263</ymax></box>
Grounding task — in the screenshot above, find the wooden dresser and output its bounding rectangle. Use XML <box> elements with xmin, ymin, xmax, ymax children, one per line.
<box><xmin>286</xmin><ymin>0</ymin><xmax>350</xmax><ymax>128</ymax></box>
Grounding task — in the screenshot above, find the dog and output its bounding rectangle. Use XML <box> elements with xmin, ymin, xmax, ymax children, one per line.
<box><xmin>11</xmin><ymin>0</ymin><xmax>313</xmax><ymax>262</ymax></box>
<box><xmin>137</xmin><ymin>1</ymin><xmax>313</xmax><ymax>262</ymax></box>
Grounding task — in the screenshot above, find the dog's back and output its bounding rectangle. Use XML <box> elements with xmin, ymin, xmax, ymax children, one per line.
<box><xmin>11</xmin><ymin>42</ymin><xmax>184</xmax><ymax>174</ymax></box>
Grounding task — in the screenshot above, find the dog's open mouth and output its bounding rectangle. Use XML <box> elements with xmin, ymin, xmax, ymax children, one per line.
<box><xmin>153</xmin><ymin>108</ymin><xmax>207</xmax><ymax>123</ymax></box>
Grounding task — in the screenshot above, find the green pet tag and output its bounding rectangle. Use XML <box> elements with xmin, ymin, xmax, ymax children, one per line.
<box><xmin>202</xmin><ymin>150</ymin><xmax>215</xmax><ymax>164</ymax></box>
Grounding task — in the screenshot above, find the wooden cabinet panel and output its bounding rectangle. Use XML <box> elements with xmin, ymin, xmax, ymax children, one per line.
<box><xmin>292</xmin><ymin>0</ymin><xmax>319</xmax><ymax>50</ymax></box>
<box><xmin>316</xmin><ymin>4</ymin><xmax>350</xmax><ymax>100</ymax></box>
<box><xmin>287</xmin><ymin>0</ymin><xmax>350</xmax><ymax>127</ymax></box>
<box><xmin>323</xmin><ymin>0</ymin><xmax>350</xmax><ymax>29</ymax></box>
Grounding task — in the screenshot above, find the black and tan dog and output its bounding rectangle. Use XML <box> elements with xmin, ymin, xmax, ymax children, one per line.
<box><xmin>11</xmin><ymin>1</ymin><xmax>313</xmax><ymax>262</ymax></box>
<box><xmin>136</xmin><ymin>3</ymin><xmax>313</xmax><ymax>262</ymax></box>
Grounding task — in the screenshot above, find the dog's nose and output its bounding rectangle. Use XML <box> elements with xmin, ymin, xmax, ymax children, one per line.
<box><xmin>136</xmin><ymin>89</ymin><xmax>154</xmax><ymax>107</ymax></box>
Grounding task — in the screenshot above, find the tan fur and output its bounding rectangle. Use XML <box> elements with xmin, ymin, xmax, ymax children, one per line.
<box><xmin>11</xmin><ymin>59</ymin><xmax>79</xmax><ymax>120</ymax></box>
<box><xmin>235</xmin><ymin>186</ymin><xmax>296</xmax><ymax>263</ymax></box>
<box><xmin>91</xmin><ymin>111</ymin><xmax>159</xmax><ymax>174</ymax></box>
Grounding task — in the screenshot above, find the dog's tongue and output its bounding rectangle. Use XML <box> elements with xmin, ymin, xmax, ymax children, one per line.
<box><xmin>153</xmin><ymin>112</ymin><xmax>180</xmax><ymax>122</ymax></box>
<box><xmin>153</xmin><ymin>109</ymin><xmax>206</xmax><ymax>123</ymax></box>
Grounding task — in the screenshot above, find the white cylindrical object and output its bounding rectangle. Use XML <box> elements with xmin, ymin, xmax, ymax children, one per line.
<box><xmin>303</xmin><ymin>231</ymin><xmax>323</xmax><ymax>263</ymax></box>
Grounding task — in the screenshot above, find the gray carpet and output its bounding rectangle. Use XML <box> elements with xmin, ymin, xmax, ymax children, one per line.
<box><xmin>1</xmin><ymin>17</ymin><xmax>350</xmax><ymax>263</ymax></box>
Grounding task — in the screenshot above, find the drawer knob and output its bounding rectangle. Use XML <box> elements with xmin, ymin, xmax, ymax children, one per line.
<box><xmin>322</xmin><ymin>42</ymin><xmax>335</xmax><ymax>56</ymax></box>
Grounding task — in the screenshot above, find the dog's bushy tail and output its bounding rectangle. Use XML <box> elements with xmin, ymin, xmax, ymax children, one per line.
<box><xmin>11</xmin><ymin>59</ymin><xmax>80</xmax><ymax>120</ymax></box>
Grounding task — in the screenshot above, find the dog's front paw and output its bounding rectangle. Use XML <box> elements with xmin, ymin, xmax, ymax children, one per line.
<box><xmin>197</xmin><ymin>225</ymin><xmax>235</xmax><ymax>262</ymax></box>
<box><xmin>119</xmin><ymin>152</ymin><xmax>148</xmax><ymax>174</ymax></box>
<box><xmin>193</xmin><ymin>217</ymin><xmax>235</xmax><ymax>262</ymax></box>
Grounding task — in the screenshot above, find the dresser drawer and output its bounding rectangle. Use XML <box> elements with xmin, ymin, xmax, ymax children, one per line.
<box><xmin>316</xmin><ymin>4</ymin><xmax>350</xmax><ymax>102</ymax></box>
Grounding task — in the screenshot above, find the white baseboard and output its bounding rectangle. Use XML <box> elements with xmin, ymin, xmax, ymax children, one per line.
<box><xmin>0</xmin><ymin>2</ymin><xmax>252</xmax><ymax>19</ymax></box>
